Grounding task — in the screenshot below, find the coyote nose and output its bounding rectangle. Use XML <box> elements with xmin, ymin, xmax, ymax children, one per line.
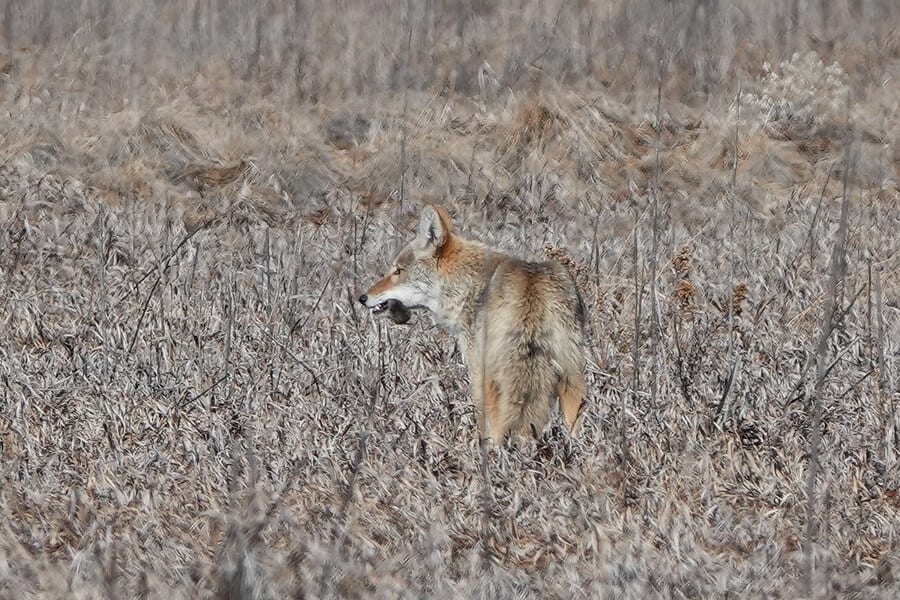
<box><xmin>358</xmin><ymin>294</ymin><xmax>368</xmax><ymax>305</ymax></box>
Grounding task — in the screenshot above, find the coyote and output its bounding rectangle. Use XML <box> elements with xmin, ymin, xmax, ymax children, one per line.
<box><xmin>358</xmin><ymin>205</ymin><xmax>586</xmax><ymax>445</ymax></box>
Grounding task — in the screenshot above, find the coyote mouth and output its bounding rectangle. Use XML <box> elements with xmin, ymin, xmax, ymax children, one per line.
<box><xmin>371</xmin><ymin>301</ymin><xmax>391</xmax><ymax>316</ymax></box>
<box><xmin>370</xmin><ymin>299</ymin><xmax>411</xmax><ymax>324</ymax></box>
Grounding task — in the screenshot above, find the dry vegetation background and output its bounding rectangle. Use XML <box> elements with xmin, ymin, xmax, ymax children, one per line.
<box><xmin>0</xmin><ymin>0</ymin><xmax>898</xmax><ymax>598</ymax></box>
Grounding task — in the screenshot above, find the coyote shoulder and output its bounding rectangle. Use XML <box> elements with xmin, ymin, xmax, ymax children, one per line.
<box><xmin>359</xmin><ymin>205</ymin><xmax>586</xmax><ymax>445</ymax></box>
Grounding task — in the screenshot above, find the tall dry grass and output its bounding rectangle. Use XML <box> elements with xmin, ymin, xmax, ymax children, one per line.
<box><xmin>1</xmin><ymin>1</ymin><xmax>898</xmax><ymax>598</ymax></box>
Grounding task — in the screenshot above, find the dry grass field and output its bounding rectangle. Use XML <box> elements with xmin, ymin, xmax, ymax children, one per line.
<box><xmin>1</xmin><ymin>1</ymin><xmax>898</xmax><ymax>598</ymax></box>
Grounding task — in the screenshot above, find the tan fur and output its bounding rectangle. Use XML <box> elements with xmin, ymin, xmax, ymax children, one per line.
<box><xmin>360</xmin><ymin>205</ymin><xmax>586</xmax><ymax>446</ymax></box>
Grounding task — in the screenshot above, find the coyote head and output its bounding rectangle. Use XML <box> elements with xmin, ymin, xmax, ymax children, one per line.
<box><xmin>358</xmin><ymin>205</ymin><xmax>453</xmax><ymax>324</ymax></box>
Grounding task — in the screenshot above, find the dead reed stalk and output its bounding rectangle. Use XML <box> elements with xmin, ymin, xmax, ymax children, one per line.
<box><xmin>803</xmin><ymin>101</ymin><xmax>854</xmax><ymax>595</ymax></box>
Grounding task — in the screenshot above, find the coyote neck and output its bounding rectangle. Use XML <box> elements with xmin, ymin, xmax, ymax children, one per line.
<box><xmin>432</xmin><ymin>238</ymin><xmax>500</xmax><ymax>340</ymax></box>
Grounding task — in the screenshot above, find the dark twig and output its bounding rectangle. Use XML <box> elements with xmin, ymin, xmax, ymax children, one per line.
<box><xmin>717</xmin><ymin>80</ymin><xmax>741</xmax><ymax>427</ymax></box>
<box><xmin>626</xmin><ymin>198</ymin><xmax>640</xmax><ymax>467</ymax></box>
<box><xmin>125</xmin><ymin>276</ymin><xmax>162</xmax><ymax>357</ymax></box>
<box><xmin>116</xmin><ymin>219</ymin><xmax>213</xmax><ymax>306</ymax></box>
<box><xmin>649</xmin><ymin>58</ymin><xmax>663</xmax><ymax>411</ymax></box>
<box><xmin>478</xmin><ymin>268</ymin><xmax>497</xmax><ymax>572</ymax></box>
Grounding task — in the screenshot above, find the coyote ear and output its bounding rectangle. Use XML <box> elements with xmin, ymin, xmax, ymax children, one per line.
<box><xmin>417</xmin><ymin>205</ymin><xmax>453</xmax><ymax>249</ymax></box>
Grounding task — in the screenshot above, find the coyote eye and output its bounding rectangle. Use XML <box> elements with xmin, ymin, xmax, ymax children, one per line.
<box><xmin>393</xmin><ymin>267</ymin><xmax>404</xmax><ymax>275</ymax></box>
